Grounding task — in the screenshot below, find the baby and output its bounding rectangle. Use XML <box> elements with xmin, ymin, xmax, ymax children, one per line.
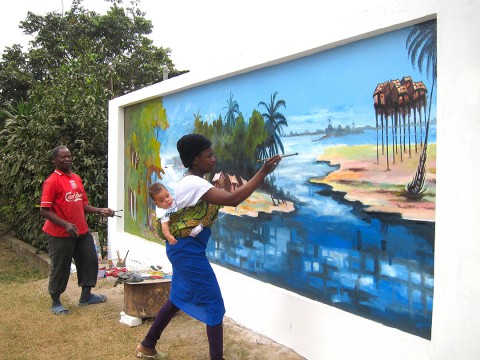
<box><xmin>148</xmin><ymin>183</ymin><xmax>203</xmax><ymax>245</ymax></box>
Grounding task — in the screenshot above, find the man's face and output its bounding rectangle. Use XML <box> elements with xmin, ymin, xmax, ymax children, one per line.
<box><xmin>54</xmin><ymin>148</ymin><xmax>72</xmax><ymax>173</ymax></box>
<box><xmin>153</xmin><ymin>188</ymin><xmax>173</xmax><ymax>209</ymax></box>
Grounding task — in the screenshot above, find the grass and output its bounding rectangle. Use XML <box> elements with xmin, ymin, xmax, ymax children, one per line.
<box><xmin>0</xmin><ymin>235</ymin><xmax>304</xmax><ymax>360</ymax></box>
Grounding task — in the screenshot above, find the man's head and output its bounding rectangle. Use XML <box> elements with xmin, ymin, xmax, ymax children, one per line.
<box><xmin>149</xmin><ymin>183</ymin><xmax>174</xmax><ymax>210</ymax></box>
<box><xmin>52</xmin><ymin>145</ymin><xmax>72</xmax><ymax>173</ymax></box>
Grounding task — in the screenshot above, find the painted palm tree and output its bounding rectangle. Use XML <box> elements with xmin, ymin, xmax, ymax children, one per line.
<box><xmin>405</xmin><ymin>19</ymin><xmax>437</xmax><ymax>198</ymax></box>
<box><xmin>224</xmin><ymin>92</ymin><xmax>240</xmax><ymax>129</ymax></box>
<box><xmin>193</xmin><ymin>109</ymin><xmax>202</xmax><ymax>123</ymax></box>
<box><xmin>258</xmin><ymin>91</ymin><xmax>288</xmax><ymax>159</ymax></box>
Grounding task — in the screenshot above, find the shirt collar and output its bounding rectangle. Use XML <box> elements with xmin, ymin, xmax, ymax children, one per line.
<box><xmin>54</xmin><ymin>169</ymin><xmax>73</xmax><ymax>176</ymax></box>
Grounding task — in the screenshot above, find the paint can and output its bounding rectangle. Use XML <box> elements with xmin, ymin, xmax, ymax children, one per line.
<box><xmin>98</xmin><ymin>266</ymin><xmax>106</xmax><ymax>278</ymax></box>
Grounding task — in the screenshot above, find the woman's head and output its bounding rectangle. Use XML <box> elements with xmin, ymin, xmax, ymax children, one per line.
<box><xmin>177</xmin><ymin>134</ymin><xmax>212</xmax><ymax>168</ymax></box>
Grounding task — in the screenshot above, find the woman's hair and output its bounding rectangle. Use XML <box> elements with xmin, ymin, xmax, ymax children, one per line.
<box><xmin>148</xmin><ymin>183</ymin><xmax>167</xmax><ymax>200</ymax></box>
<box><xmin>176</xmin><ymin>134</ymin><xmax>212</xmax><ymax>168</ymax></box>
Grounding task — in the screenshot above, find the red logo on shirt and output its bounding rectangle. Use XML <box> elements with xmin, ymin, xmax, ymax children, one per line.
<box><xmin>65</xmin><ymin>191</ymin><xmax>83</xmax><ymax>202</ymax></box>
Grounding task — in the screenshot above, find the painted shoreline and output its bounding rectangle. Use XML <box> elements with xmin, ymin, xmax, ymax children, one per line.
<box><xmin>220</xmin><ymin>191</ymin><xmax>295</xmax><ymax>217</ymax></box>
<box><xmin>312</xmin><ymin>143</ymin><xmax>436</xmax><ymax>222</ymax></box>
<box><xmin>219</xmin><ymin>143</ymin><xmax>435</xmax><ymax>222</ymax></box>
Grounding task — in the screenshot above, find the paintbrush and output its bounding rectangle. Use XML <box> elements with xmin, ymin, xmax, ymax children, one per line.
<box><xmin>257</xmin><ymin>152</ymin><xmax>299</xmax><ymax>162</ymax></box>
<box><xmin>116</xmin><ymin>249</ymin><xmax>129</xmax><ymax>268</ymax></box>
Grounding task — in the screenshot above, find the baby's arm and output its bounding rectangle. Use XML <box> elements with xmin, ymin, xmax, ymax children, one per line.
<box><xmin>161</xmin><ymin>220</ymin><xmax>178</xmax><ymax>245</ymax></box>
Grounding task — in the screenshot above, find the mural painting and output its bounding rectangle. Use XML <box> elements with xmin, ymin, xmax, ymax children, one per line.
<box><xmin>124</xmin><ymin>20</ymin><xmax>436</xmax><ymax>339</ymax></box>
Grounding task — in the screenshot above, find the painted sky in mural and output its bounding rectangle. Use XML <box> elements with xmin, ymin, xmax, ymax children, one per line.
<box><xmin>158</xmin><ymin>25</ymin><xmax>436</xmax><ymax>153</ymax></box>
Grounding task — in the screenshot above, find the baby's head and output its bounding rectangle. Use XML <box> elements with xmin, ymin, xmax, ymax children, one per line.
<box><xmin>149</xmin><ymin>183</ymin><xmax>174</xmax><ymax>209</ymax></box>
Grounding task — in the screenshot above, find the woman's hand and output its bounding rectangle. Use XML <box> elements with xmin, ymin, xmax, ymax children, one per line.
<box><xmin>260</xmin><ymin>155</ymin><xmax>282</xmax><ymax>175</ymax></box>
<box><xmin>202</xmin><ymin>154</ymin><xmax>282</xmax><ymax>207</ymax></box>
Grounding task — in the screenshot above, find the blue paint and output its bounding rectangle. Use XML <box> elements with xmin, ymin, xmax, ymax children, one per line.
<box><xmin>202</xmin><ymin>132</ymin><xmax>434</xmax><ymax>339</ymax></box>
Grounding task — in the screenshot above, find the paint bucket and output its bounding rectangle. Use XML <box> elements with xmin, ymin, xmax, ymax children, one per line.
<box><xmin>98</xmin><ymin>266</ymin><xmax>106</xmax><ymax>278</ymax></box>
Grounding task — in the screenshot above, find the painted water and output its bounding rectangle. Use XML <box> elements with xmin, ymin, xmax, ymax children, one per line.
<box><xmin>205</xmin><ymin>128</ymin><xmax>435</xmax><ymax>339</ymax></box>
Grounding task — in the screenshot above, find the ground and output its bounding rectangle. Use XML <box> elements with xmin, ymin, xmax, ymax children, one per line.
<box><xmin>0</xmin><ymin>233</ymin><xmax>305</xmax><ymax>360</ymax></box>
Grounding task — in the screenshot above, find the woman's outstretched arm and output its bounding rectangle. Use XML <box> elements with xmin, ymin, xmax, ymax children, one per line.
<box><xmin>201</xmin><ymin>155</ymin><xmax>282</xmax><ymax>207</ymax></box>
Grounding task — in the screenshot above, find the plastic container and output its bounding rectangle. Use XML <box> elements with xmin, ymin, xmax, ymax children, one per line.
<box><xmin>98</xmin><ymin>266</ymin><xmax>106</xmax><ymax>278</ymax></box>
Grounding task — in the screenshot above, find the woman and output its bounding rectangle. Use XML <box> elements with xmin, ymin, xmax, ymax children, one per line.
<box><xmin>136</xmin><ymin>134</ymin><xmax>281</xmax><ymax>360</ymax></box>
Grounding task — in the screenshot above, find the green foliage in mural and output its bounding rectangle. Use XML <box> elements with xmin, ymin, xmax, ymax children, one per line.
<box><xmin>124</xmin><ymin>97</ymin><xmax>168</xmax><ymax>240</ymax></box>
<box><xmin>194</xmin><ymin>109</ymin><xmax>269</xmax><ymax>179</ymax></box>
<box><xmin>123</xmin><ymin>92</ymin><xmax>279</xmax><ymax>240</ymax></box>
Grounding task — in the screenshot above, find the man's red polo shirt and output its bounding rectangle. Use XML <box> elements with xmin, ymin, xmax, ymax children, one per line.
<box><xmin>40</xmin><ymin>170</ymin><xmax>90</xmax><ymax>237</ymax></box>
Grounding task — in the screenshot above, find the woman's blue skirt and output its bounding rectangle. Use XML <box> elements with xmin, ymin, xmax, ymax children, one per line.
<box><xmin>166</xmin><ymin>227</ymin><xmax>225</xmax><ymax>326</ymax></box>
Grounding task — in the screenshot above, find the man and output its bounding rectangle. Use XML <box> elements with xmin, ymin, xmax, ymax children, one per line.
<box><xmin>40</xmin><ymin>145</ymin><xmax>114</xmax><ymax>315</ymax></box>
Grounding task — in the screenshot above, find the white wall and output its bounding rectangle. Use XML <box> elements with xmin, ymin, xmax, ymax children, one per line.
<box><xmin>108</xmin><ymin>1</ymin><xmax>480</xmax><ymax>358</ymax></box>
<box><xmin>433</xmin><ymin>1</ymin><xmax>480</xmax><ymax>359</ymax></box>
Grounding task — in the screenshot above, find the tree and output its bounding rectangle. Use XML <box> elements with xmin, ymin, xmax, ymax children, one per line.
<box><xmin>223</xmin><ymin>92</ymin><xmax>241</xmax><ymax>129</ymax></box>
<box><xmin>0</xmin><ymin>0</ymin><xmax>187</xmax><ymax>107</ymax></box>
<box><xmin>124</xmin><ymin>98</ymin><xmax>167</xmax><ymax>233</ymax></box>
<box><xmin>0</xmin><ymin>45</ymin><xmax>32</xmax><ymax>107</ymax></box>
<box><xmin>404</xmin><ymin>19</ymin><xmax>437</xmax><ymax>198</ymax></box>
<box><xmin>246</xmin><ymin>110</ymin><xmax>268</xmax><ymax>163</ymax></box>
<box><xmin>0</xmin><ymin>0</ymin><xmax>186</xmax><ymax>250</ymax></box>
<box><xmin>258</xmin><ymin>91</ymin><xmax>288</xmax><ymax>159</ymax></box>
<box><xmin>0</xmin><ymin>100</ymin><xmax>48</xmax><ymax>249</ymax></box>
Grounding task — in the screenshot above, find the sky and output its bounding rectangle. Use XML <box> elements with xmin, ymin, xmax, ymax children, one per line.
<box><xmin>0</xmin><ymin>0</ymin><xmax>329</xmax><ymax>73</ymax></box>
<box><xmin>0</xmin><ymin>0</ymin><xmax>410</xmax><ymax>74</ymax></box>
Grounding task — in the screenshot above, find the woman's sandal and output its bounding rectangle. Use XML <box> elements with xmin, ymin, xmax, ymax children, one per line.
<box><xmin>135</xmin><ymin>345</ymin><xmax>168</xmax><ymax>359</ymax></box>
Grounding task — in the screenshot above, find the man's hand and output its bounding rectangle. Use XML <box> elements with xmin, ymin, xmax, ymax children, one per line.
<box><xmin>98</xmin><ymin>208</ymin><xmax>115</xmax><ymax>217</ymax></box>
<box><xmin>64</xmin><ymin>223</ymin><xmax>79</xmax><ymax>237</ymax></box>
<box><xmin>40</xmin><ymin>207</ymin><xmax>79</xmax><ymax>236</ymax></box>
